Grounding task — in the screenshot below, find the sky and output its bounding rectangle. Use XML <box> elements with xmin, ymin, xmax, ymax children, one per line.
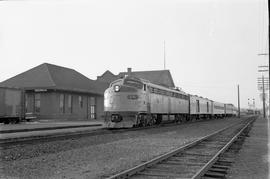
<box><xmin>0</xmin><ymin>0</ymin><xmax>268</xmax><ymax>109</ymax></box>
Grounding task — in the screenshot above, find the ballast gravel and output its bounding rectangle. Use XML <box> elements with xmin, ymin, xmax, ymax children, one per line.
<box><xmin>0</xmin><ymin>118</ymin><xmax>244</xmax><ymax>179</ymax></box>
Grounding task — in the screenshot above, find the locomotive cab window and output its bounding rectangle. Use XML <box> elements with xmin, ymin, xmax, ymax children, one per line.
<box><xmin>124</xmin><ymin>79</ymin><xmax>143</xmax><ymax>89</ymax></box>
<box><xmin>143</xmin><ymin>84</ymin><xmax>146</xmax><ymax>91</ymax></box>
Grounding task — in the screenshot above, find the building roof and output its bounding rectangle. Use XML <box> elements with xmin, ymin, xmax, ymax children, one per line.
<box><xmin>118</xmin><ymin>70</ymin><xmax>175</xmax><ymax>88</ymax></box>
<box><xmin>97</xmin><ymin>69</ymin><xmax>175</xmax><ymax>88</ymax></box>
<box><xmin>0</xmin><ymin>63</ymin><xmax>108</xmax><ymax>95</ymax></box>
<box><xmin>96</xmin><ymin>70</ymin><xmax>119</xmax><ymax>84</ymax></box>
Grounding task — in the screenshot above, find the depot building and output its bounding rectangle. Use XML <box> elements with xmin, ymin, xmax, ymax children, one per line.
<box><xmin>0</xmin><ymin>63</ymin><xmax>108</xmax><ymax>120</ymax></box>
<box><xmin>0</xmin><ymin>63</ymin><xmax>175</xmax><ymax>121</ymax></box>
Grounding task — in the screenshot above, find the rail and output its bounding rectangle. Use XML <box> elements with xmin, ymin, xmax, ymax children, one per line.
<box><xmin>106</xmin><ymin>117</ymin><xmax>255</xmax><ymax>179</ymax></box>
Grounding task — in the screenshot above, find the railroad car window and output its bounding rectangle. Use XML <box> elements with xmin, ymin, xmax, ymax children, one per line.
<box><xmin>214</xmin><ymin>105</ymin><xmax>224</xmax><ymax>110</ymax></box>
<box><xmin>207</xmin><ymin>102</ymin><xmax>209</xmax><ymax>112</ymax></box>
<box><xmin>162</xmin><ymin>90</ymin><xmax>166</xmax><ymax>95</ymax></box>
<box><xmin>163</xmin><ymin>90</ymin><xmax>166</xmax><ymax>95</ymax></box>
<box><xmin>196</xmin><ymin>100</ymin><xmax>200</xmax><ymax>112</ymax></box>
<box><xmin>124</xmin><ymin>79</ymin><xmax>143</xmax><ymax>89</ymax></box>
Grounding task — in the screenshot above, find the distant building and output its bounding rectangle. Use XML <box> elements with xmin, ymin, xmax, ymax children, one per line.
<box><xmin>0</xmin><ymin>63</ymin><xmax>108</xmax><ymax>121</ymax></box>
<box><xmin>97</xmin><ymin>68</ymin><xmax>175</xmax><ymax>88</ymax></box>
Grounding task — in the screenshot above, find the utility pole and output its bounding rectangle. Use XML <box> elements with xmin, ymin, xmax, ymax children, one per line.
<box><xmin>163</xmin><ymin>40</ymin><xmax>166</xmax><ymax>70</ymax></box>
<box><xmin>262</xmin><ymin>76</ymin><xmax>266</xmax><ymax>118</ymax></box>
<box><xmin>258</xmin><ymin>68</ymin><xmax>269</xmax><ymax>117</ymax></box>
<box><xmin>237</xmin><ymin>84</ymin><xmax>240</xmax><ymax>118</ymax></box>
<box><xmin>253</xmin><ymin>98</ymin><xmax>255</xmax><ymax>114</ymax></box>
<box><xmin>258</xmin><ymin>21</ymin><xmax>269</xmax><ymax>116</ymax></box>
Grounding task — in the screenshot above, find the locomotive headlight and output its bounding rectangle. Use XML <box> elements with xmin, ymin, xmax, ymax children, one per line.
<box><xmin>114</xmin><ymin>85</ymin><xmax>120</xmax><ymax>92</ymax></box>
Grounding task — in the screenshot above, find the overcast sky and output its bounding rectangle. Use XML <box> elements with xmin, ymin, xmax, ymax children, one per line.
<box><xmin>0</xmin><ymin>0</ymin><xmax>268</xmax><ymax>109</ymax></box>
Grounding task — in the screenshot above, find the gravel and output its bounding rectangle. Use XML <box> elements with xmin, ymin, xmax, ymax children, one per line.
<box><xmin>0</xmin><ymin>118</ymin><xmax>244</xmax><ymax>179</ymax></box>
<box><xmin>226</xmin><ymin>117</ymin><xmax>269</xmax><ymax>179</ymax></box>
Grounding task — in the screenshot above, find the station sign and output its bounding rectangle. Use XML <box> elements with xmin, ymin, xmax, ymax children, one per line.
<box><xmin>34</xmin><ymin>89</ymin><xmax>47</xmax><ymax>92</ymax></box>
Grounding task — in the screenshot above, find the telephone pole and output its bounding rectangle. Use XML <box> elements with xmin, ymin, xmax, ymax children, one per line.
<box><xmin>258</xmin><ymin>21</ymin><xmax>269</xmax><ymax>116</ymax></box>
<box><xmin>163</xmin><ymin>40</ymin><xmax>166</xmax><ymax>70</ymax></box>
<box><xmin>258</xmin><ymin>67</ymin><xmax>269</xmax><ymax>117</ymax></box>
<box><xmin>262</xmin><ymin>76</ymin><xmax>266</xmax><ymax>118</ymax></box>
<box><xmin>237</xmin><ymin>84</ymin><xmax>240</xmax><ymax>118</ymax></box>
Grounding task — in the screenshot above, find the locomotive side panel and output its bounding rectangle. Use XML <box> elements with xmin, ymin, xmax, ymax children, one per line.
<box><xmin>150</xmin><ymin>93</ymin><xmax>166</xmax><ymax>113</ymax></box>
<box><xmin>170</xmin><ymin>97</ymin><xmax>189</xmax><ymax>114</ymax></box>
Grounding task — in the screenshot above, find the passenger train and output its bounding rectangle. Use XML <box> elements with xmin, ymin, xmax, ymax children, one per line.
<box><xmin>104</xmin><ymin>76</ymin><xmax>238</xmax><ymax>128</ymax></box>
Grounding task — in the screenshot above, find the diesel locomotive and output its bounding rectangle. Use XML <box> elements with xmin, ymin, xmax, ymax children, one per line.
<box><xmin>104</xmin><ymin>76</ymin><xmax>237</xmax><ymax>128</ymax></box>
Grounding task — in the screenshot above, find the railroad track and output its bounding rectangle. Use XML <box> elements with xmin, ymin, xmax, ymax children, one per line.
<box><xmin>106</xmin><ymin>116</ymin><xmax>256</xmax><ymax>179</ymax></box>
<box><xmin>0</xmin><ymin>117</ymin><xmax>225</xmax><ymax>147</ymax></box>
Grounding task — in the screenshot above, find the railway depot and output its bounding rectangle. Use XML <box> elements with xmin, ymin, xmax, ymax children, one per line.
<box><xmin>0</xmin><ymin>63</ymin><xmax>176</xmax><ymax>122</ymax></box>
<box><xmin>0</xmin><ymin>63</ymin><xmax>108</xmax><ymax>121</ymax></box>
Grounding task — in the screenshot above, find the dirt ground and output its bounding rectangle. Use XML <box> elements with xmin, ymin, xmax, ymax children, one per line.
<box><xmin>227</xmin><ymin>117</ymin><xmax>269</xmax><ymax>179</ymax></box>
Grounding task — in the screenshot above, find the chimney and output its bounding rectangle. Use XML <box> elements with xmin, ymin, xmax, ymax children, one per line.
<box><xmin>127</xmin><ymin>68</ymin><xmax>132</xmax><ymax>76</ymax></box>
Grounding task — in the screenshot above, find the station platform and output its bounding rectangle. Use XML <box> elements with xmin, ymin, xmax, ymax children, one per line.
<box><xmin>0</xmin><ymin>120</ymin><xmax>104</xmax><ymax>141</ymax></box>
<box><xmin>228</xmin><ymin>116</ymin><xmax>269</xmax><ymax>179</ymax></box>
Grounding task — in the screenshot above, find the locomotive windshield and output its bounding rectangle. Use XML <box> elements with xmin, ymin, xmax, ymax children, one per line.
<box><xmin>123</xmin><ymin>78</ymin><xmax>143</xmax><ymax>89</ymax></box>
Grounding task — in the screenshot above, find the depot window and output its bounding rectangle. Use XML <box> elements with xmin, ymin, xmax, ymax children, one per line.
<box><xmin>68</xmin><ymin>95</ymin><xmax>73</xmax><ymax>113</ymax></box>
<box><xmin>34</xmin><ymin>93</ymin><xmax>41</xmax><ymax>113</ymax></box>
<box><xmin>60</xmin><ymin>94</ymin><xmax>65</xmax><ymax>113</ymax></box>
<box><xmin>79</xmin><ymin>96</ymin><xmax>83</xmax><ymax>108</ymax></box>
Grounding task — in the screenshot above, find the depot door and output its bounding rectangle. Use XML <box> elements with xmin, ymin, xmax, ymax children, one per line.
<box><xmin>87</xmin><ymin>97</ymin><xmax>96</xmax><ymax>120</ymax></box>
